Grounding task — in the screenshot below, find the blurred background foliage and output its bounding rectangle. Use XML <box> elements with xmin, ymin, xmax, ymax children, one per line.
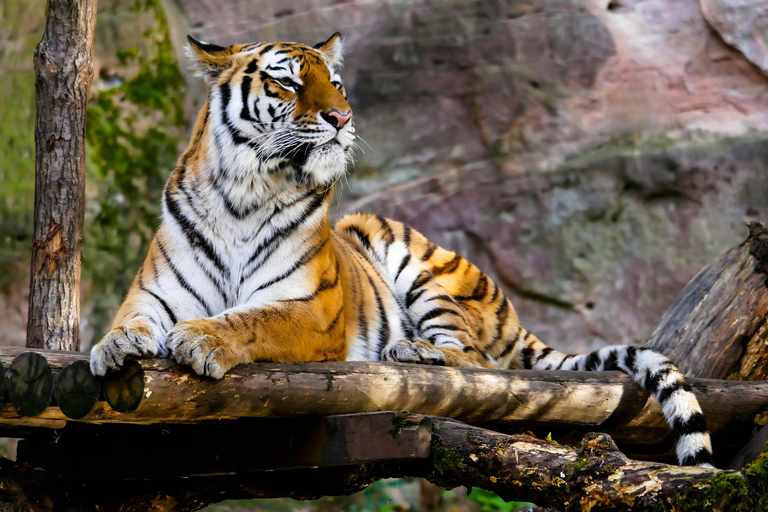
<box><xmin>83</xmin><ymin>0</ymin><xmax>186</xmax><ymax>337</ymax></box>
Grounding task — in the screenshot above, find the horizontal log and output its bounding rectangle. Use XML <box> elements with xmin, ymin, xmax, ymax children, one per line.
<box><xmin>4</xmin><ymin>413</ymin><xmax>756</xmax><ymax>512</ymax></box>
<box><xmin>0</xmin><ymin>348</ymin><xmax>765</xmax><ymax>450</ymax></box>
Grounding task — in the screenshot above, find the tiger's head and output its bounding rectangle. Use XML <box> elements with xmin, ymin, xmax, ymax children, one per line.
<box><xmin>187</xmin><ymin>33</ymin><xmax>354</xmax><ymax>188</ymax></box>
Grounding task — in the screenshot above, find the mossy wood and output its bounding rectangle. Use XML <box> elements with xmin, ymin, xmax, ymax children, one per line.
<box><xmin>3</xmin><ymin>412</ymin><xmax>767</xmax><ymax>512</ymax></box>
<box><xmin>0</xmin><ymin>347</ymin><xmax>766</xmax><ymax>464</ymax></box>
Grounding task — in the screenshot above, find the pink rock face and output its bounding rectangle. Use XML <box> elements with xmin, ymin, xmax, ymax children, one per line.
<box><xmin>171</xmin><ymin>0</ymin><xmax>768</xmax><ymax>352</ymax></box>
<box><xmin>700</xmin><ymin>0</ymin><xmax>768</xmax><ymax>75</ymax></box>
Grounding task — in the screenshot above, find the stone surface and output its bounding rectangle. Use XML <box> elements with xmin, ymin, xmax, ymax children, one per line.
<box><xmin>700</xmin><ymin>0</ymin><xmax>768</xmax><ymax>75</ymax></box>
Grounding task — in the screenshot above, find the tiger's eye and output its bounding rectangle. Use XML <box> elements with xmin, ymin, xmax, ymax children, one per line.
<box><xmin>277</xmin><ymin>77</ymin><xmax>296</xmax><ymax>88</ymax></box>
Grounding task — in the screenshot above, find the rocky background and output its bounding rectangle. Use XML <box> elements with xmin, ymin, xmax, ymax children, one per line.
<box><xmin>1</xmin><ymin>0</ymin><xmax>767</xmax><ymax>353</ymax></box>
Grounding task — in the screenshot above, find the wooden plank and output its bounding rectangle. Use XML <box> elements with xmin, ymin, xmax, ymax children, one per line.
<box><xmin>16</xmin><ymin>412</ymin><xmax>432</xmax><ymax>480</ymax></box>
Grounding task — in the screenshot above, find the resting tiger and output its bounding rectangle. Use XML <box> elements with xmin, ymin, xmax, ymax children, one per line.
<box><xmin>89</xmin><ymin>33</ymin><xmax>714</xmax><ymax>467</ymax></box>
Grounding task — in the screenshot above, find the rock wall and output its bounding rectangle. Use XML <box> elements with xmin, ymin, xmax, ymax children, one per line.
<box><xmin>170</xmin><ymin>0</ymin><xmax>768</xmax><ymax>352</ymax></box>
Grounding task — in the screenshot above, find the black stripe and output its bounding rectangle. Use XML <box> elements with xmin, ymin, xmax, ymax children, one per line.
<box><xmin>489</xmin><ymin>281</ymin><xmax>500</xmax><ymax>303</ymax></box>
<box><xmin>395</xmin><ymin>254</ymin><xmax>410</xmax><ymax>282</ymax></box>
<box><xmin>244</xmin><ymin>191</ymin><xmax>324</xmax><ymax>276</ymax></box>
<box><xmin>672</xmin><ymin>412</ymin><xmax>708</xmax><ymax>435</ymax></box>
<box><xmin>603</xmin><ymin>351</ymin><xmax>619</xmax><ymax>371</ymax></box>
<box><xmin>325</xmin><ymin>306</ymin><xmax>344</xmax><ymax>333</ymax></box>
<box><xmin>624</xmin><ymin>346</ymin><xmax>638</xmax><ymax>373</ymax></box>
<box><xmin>492</xmin><ymin>299</ymin><xmax>510</xmax><ymax>344</ymax></box>
<box><xmin>645</xmin><ymin>366</ymin><xmax>673</xmax><ymax>394</ymax></box>
<box><xmin>421</xmin><ymin>242</ymin><xmax>437</xmax><ymax>261</ymax></box>
<box><xmin>164</xmin><ymin>188</ymin><xmax>229</xmax><ymax>278</ymax></box>
<box><xmin>535</xmin><ymin>347</ymin><xmax>554</xmax><ymax>365</ymax></box>
<box><xmin>155</xmin><ymin>238</ymin><xmax>212</xmax><ymax>316</ymax></box>
<box><xmin>657</xmin><ymin>381</ymin><xmax>682</xmax><ymax>404</ymax></box>
<box><xmin>522</xmin><ymin>346</ymin><xmax>535</xmax><ymax>369</ymax></box>
<box><xmin>138</xmin><ymin>278</ymin><xmax>178</xmax><ymax>326</ymax></box>
<box><xmin>497</xmin><ymin>324</ymin><xmax>521</xmax><ymax>358</ymax></box>
<box><xmin>240</xmin><ymin>76</ymin><xmax>255</xmax><ymax>121</ymax></box>
<box><xmin>365</xmin><ymin>273</ymin><xmax>390</xmax><ymax>356</ymax></box>
<box><xmin>417</xmin><ymin>308</ymin><xmax>461</xmax><ymax>329</ymax></box>
<box><xmin>219</xmin><ymin>81</ymin><xmax>255</xmax><ymax>147</ymax></box>
<box><xmin>455</xmin><ymin>275</ymin><xmax>489</xmax><ymax>301</ymax></box>
<box><xmin>405</xmin><ymin>288</ymin><xmax>427</xmax><ymax>308</ymax></box>
<box><xmin>426</xmin><ymin>294</ymin><xmax>455</xmax><ymax>303</ymax></box>
<box><xmin>403</xmin><ymin>224</ymin><xmax>412</xmax><ymax>247</ymax></box>
<box><xmin>680</xmin><ymin>447</ymin><xmax>713</xmax><ymax>467</ymax></box>
<box><xmin>244</xmin><ymin>59</ymin><xmax>259</xmax><ymax>74</ymax></box>
<box><xmin>345</xmin><ymin>225</ymin><xmax>374</xmax><ymax>254</ymax></box>
<box><xmin>259</xmin><ymin>43</ymin><xmax>275</xmax><ymax>55</ymax></box>
<box><xmin>433</xmin><ymin>254</ymin><xmax>462</xmax><ymax>276</ymax></box>
<box><xmin>424</xmin><ymin>324</ymin><xmax>463</xmax><ymax>332</ymax></box>
<box><xmin>375</xmin><ymin>215</ymin><xmax>395</xmax><ymax>247</ymax></box>
<box><xmin>249</xmin><ymin>238</ymin><xmax>329</xmax><ymax>296</ymax></box>
<box><xmin>586</xmin><ymin>351</ymin><xmax>601</xmax><ymax>371</ymax></box>
<box><xmin>556</xmin><ymin>354</ymin><xmax>574</xmax><ymax>370</ymax></box>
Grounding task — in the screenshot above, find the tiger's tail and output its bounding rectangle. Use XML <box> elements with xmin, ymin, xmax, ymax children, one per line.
<box><xmin>506</xmin><ymin>331</ymin><xmax>714</xmax><ymax>467</ymax></box>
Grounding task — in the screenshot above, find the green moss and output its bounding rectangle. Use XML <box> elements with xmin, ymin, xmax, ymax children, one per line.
<box><xmin>432</xmin><ymin>446</ymin><xmax>465</xmax><ymax>473</ymax></box>
<box><xmin>653</xmin><ymin>448</ymin><xmax>768</xmax><ymax>512</ymax></box>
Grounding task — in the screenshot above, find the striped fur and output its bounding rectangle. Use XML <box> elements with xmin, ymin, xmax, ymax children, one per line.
<box><xmin>89</xmin><ymin>34</ymin><xmax>713</xmax><ymax>468</ymax></box>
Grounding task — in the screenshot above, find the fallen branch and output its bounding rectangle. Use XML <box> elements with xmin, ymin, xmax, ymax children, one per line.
<box><xmin>3</xmin><ymin>412</ymin><xmax>765</xmax><ymax>512</ymax></box>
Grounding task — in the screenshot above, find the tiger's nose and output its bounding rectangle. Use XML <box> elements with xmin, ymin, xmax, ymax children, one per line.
<box><xmin>320</xmin><ymin>109</ymin><xmax>352</xmax><ymax>129</ymax></box>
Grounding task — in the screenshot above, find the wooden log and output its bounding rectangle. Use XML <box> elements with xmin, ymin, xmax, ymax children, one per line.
<box><xmin>102</xmin><ymin>360</ymin><xmax>143</xmax><ymax>413</ymax></box>
<box><xmin>647</xmin><ymin>221</ymin><xmax>768</xmax><ymax>380</ymax></box>
<box><xmin>4</xmin><ymin>413</ymin><xmax>762</xmax><ymax>512</ymax></box>
<box><xmin>7</xmin><ymin>353</ymin><xmax>53</xmax><ymax>417</ymax></box>
<box><xmin>0</xmin><ymin>348</ymin><xmax>765</xmax><ymax>454</ymax></box>
<box><xmin>54</xmin><ymin>360</ymin><xmax>101</xmax><ymax>420</ymax></box>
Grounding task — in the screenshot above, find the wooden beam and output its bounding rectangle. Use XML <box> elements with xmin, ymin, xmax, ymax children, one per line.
<box><xmin>16</xmin><ymin>412</ymin><xmax>432</xmax><ymax>480</ymax></box>
<box><xmin>0</xmin><ymin>347</ymin><xmax>765</xmax><ymax>451</ymax></box>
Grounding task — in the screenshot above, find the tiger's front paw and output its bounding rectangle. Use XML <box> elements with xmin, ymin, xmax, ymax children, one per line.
<box><xmin>382</xmin><ymin>340</ymin><xmax>446</xmax><ymax>366</ymax></box>
<box><xmin>166</xmin><ymin>321</ymin><xmax>235</xmax><ymax>380</ymax></box>
<box><xmin>90</xmin><ymin>324</ymin><xmax>163</xmax><ymax>376</ymax></box>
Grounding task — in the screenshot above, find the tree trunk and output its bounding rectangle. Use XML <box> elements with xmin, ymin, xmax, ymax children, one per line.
<box><xmin>646</xmin><ymin>221</ymin><xmax>768</xmax><ymax>380</ymax></box>
<box><xmin>26</xmin><ymin>0</ymin><xmax>97</xmax><ymax>351</ymax></box>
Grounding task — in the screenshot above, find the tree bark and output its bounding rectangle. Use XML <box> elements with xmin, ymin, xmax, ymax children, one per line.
<box><xmin>27</xmin><ymin>0</ymin><xmax>97</xmax><ymax>351</ymax></box>
<box><xmin>646</xmin><ymin>221</ymin><xmax>768</xmax><ymax>380</ymax></box>
<box><xmin>0</xmin><ymin>413</ymin><xmax>750</xmax><ymax>512</ymax></box>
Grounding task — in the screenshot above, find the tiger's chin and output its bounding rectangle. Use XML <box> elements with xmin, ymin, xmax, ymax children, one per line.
<box><xmin>302</xmin><ymin>140</ymin><xmax>349</xmax><ymax>186</ymax></box>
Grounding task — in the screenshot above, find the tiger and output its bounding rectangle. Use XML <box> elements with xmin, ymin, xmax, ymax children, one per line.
<box><xmin>89</xmin><ymin>33</ymin><xmax>714</xmax><ymax>468</ymax></box>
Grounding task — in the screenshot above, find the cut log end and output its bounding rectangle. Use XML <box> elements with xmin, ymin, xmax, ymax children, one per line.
<box><xmin>54</xmin><ymin>360</ymin><xmax>101</xmax><ymax>420</ymax></box>
<box><xmin>103</xmin><ymin>360</ymin><xmax>144</xmax><ymax>413</ymax></box>
<box><xmin>8</xmin><ymin>352</ymin><xmax>53</xmax><ymax>417</ymax></box>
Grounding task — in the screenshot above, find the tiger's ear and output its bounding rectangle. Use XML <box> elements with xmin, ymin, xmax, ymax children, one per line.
<box><xmin>314</xmin><ymin>32</ymin><xmax>344</xmax><ymax>68</ymax></box>
<box><xmin>186</xmin><ymin>35</ymin><xmax>238</xmax><ymax>82</ymax></box>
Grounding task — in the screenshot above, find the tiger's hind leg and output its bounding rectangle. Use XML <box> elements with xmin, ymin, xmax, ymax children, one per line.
<box><xmin>336</xmin><ymin>213</ymin><xmax>494</xmax><ymax>369</ymax></box>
